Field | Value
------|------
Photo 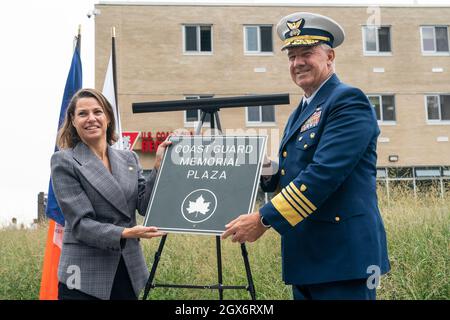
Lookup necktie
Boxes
[283,99,307,144]
[301,100,308,113]
[288,100,307,133]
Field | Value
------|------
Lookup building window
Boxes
[415,167,441,178]
[183,25,212,53]
[388,167,414,179]
[362,26,391,54]
[244,25,273,54]
[246,105,275,125]
[368,95,396,123]
[377,168,387,178]
[426,94,450,122]
[377,166,450,198]
[184,95,213,126]
[443,167,450,177]
[421,26,449,54]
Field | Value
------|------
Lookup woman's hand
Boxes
[154,130,192,170]
[154,140,172,170]
[121,225,166,239]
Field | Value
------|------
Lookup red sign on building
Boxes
[141,131,172,153]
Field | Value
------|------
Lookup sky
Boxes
[0,0,449,227]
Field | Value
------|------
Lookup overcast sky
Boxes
[0,0,449,227]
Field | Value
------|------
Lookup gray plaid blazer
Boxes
[51,142,157,300]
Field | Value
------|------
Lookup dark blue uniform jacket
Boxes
[260,74,390,285]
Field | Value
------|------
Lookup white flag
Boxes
[102,52,124,150]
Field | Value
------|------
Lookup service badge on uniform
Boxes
[300,110,322,132]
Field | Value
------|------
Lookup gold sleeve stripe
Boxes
[271,192,304,226]
[282,188,309,218]
[285,185,313,215]
[289,182,317,211]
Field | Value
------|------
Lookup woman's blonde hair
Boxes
[56,88,117,149]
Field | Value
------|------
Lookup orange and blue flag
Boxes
[45,35,82,226]
[39,33,82,300]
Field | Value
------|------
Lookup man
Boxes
[222,12,390,300]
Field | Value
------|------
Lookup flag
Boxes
[39,220,64,300]
[103,27,124,150]
[39,32,82,300]
[45,34,83,226]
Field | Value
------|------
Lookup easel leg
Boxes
[142,234,167,300]
[216,236,224,300]
[241,243,256,300]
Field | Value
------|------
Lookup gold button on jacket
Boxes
[282,151,288,158]
[281,169,286,176]
[335,216,340,222]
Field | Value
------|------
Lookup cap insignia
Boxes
[286,19,305,37]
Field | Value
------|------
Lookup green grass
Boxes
[376,189,450,299]
[0,225,47,299]
[139,230,290,300]
[0,188,448,300]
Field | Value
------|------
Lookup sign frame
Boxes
[143,135,267,235]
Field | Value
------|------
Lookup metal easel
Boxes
[142,107,256,300]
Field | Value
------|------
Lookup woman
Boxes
[51,88,169,300]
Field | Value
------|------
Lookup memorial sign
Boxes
[143,135,267,235]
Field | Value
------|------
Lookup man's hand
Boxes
[122,226,166,239]
[221,211,269,244]
[261,155,279,176]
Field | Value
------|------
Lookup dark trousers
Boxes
[292,278,376,300]
[58,256,138,300]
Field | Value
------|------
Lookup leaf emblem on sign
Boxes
[186,195,210,217]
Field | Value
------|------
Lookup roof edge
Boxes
[97,1,450,8]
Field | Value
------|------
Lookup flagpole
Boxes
[111,27,118,107]
[75,24,81,52]
[111,26,123,148]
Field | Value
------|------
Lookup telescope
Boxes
[132,93,290,113]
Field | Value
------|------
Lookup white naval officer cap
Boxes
[276,12,345,50]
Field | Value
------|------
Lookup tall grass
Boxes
[0,187,448,300]
[376,187,449,299]
[0,225,47,299]
[139,230,291,300]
